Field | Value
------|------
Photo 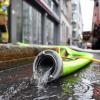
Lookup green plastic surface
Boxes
[18,42,93,77]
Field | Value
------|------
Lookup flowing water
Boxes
[32,66,52,86]
[0,53,100,100]
[38,68,52,86]
[33,66,52,89]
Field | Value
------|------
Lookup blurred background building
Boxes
[9,0,73,45]
[10,0,60,45]
[92,0,100,49]
[1,0,100,49]
[72,0,83,47]
[59,0,72,45]
[1,0,84,47]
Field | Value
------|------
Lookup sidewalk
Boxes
[0,44,39,70]
[0,43,59,71]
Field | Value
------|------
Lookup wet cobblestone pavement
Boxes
[0,53,100,100]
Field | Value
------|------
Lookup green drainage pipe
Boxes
[33,46,93,82]
[17,42,93,82]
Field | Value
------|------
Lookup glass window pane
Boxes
[46,18,54,45]
[22,1,42,44]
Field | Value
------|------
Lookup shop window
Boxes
[61,22,68,44]
[72,31,76,37]
[11,0,42,44]
[22,1,42,44]
[46,18,54,45]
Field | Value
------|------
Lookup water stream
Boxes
[38,68,52,86]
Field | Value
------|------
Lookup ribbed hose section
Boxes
[33,50,63,82]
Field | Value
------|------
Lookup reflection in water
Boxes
[0,54,100,100]
[60,74,94,100]
[73,79,93,100]
[0,79,30,100]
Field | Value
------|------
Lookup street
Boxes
[0,52,100,100]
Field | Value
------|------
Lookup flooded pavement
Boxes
[0,53,100,100]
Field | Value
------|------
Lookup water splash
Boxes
[32,64,53,89]
[39,68,52,86]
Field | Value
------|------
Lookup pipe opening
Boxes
[36,54,56,75]
[33,50,63,82]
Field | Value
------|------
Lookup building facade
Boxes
[72,0,83,46]
[92,0,100,39]
[92,0,100,49]
[9,0,60,45]
[60,0,72,45]
[8,0,73,46]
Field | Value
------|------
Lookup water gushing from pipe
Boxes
[32,50,63,86]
